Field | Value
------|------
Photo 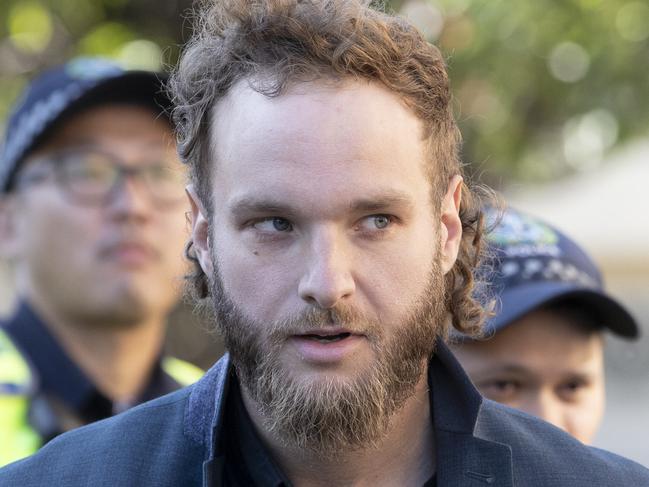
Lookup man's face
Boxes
[189,79,463,453]
[1,105,188,328]
[451,309,605,444]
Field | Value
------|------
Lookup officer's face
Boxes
[2,105,188,327]
[188,79,463,451]
[452,309,606,444]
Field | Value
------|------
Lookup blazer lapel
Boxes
[183,354,233,487]
[436,429,513,486]
[430,344,513,486]
[196,345,516,487]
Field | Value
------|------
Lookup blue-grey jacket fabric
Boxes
[1,342,648,486]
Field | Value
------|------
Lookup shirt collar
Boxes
[199,341,485,445]
[196,341,486,485]
[224,378,289,487]
[192,341,512,487]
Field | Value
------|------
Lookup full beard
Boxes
[208,255,446,458]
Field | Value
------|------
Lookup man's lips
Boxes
[290,328,366,363]
[99,241,158,266]
[293,327,361,342]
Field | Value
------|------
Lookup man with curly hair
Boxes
[1,0,648,485]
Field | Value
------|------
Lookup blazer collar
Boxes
[187,343,513,487]
[184,353,232,486]
[431,343,514,486]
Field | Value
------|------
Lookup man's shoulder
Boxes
[0,387,205,487]
[478,399,649,485]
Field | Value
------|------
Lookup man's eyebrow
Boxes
[55,136,170,152]
[495,365,531,375]
[348,193,414,212]
[473,364,532,379]
[229,197,297,217]
[228,191,415,217]
[42,136,97,152]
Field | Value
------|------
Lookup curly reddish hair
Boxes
[169,0,492,337]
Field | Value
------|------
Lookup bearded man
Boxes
[1,0,648,486]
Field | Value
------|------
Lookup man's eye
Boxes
[557,379,588,400]
[358,214,393,231]
[72,165,112,182]
[253,217,293,232]
[480,379,521,401]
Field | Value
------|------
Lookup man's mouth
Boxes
[99,240,158,266]
[300,332,352,343]
[289,328,365,363]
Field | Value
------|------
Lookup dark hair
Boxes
[169,0,492,336]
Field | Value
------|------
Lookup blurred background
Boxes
[0,0,647,465]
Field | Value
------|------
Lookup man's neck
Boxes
[242,369,436,487]
[26,298,166,403]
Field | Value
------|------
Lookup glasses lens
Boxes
[141,163,186,204]
[53,150,185,206]
[58,151,117,202]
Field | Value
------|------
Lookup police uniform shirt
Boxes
[2,302,184,442]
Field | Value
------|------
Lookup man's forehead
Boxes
[209,77,425,144]
[33,104,176,153]
[202,77,439,225]
[209,78,430,171]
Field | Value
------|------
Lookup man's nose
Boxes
[104,174,152,222]
[298,227,356,309]
[524,390,566,433]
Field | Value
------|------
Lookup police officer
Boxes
[0,58,202,466]
[451,206,639,444]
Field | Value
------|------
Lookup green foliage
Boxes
[78,22,135,56]
[7,1,54,53]
[424,0,649,184]
[0,0,190,125]
[0,0,647,185]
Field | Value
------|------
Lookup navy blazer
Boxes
[1,343,648,486]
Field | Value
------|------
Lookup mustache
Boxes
[266,305,381,339]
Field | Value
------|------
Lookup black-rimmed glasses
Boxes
[15,148,187,207]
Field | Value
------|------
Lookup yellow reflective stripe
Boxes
[0,330,40,466]
[162,357,203,386]
[0,396,41,467]
[0,329,32,386]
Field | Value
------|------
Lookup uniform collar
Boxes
[3,301,179,421]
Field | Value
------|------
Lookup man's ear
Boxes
[185,185,214,278]
[0,196,20,261]
[439,175,463,275]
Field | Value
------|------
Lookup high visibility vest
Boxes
[0,329,203,467]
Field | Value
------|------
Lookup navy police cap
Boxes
[481,206,638,339]
[0,57,170,192]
